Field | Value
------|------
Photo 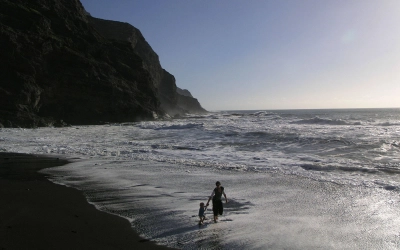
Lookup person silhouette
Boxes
[206,181,228,222]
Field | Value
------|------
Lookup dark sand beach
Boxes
[0,153,174,250]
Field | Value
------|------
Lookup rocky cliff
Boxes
[88,16,206,116]
[0,0,206,128]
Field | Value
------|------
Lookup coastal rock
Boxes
[0,0,205,128]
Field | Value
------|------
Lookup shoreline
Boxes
[0,152,175,250]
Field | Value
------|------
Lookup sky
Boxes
[80,0,400,111]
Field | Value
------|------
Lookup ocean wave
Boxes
[377,121,400,126]
[151,144,202,151]
[155,123,203,130]
[252,111,277,116]
[173,145,202,151]
[300,164,337,171]
[374,180,399,191]
[291,117,361,126]
[138,122,204,130]
[300,164,379,174]
[245,131,270,137]
[376,166,400,174]
[300,162,400,177]
[242,131,299,144]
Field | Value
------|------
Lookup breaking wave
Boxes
[138,122,204,130]
[291,117,361,126]
[377,121,400,126]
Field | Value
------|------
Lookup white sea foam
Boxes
[1,108,400,249]
[42,159,400,249]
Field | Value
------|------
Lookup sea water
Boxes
[1,108,400,249]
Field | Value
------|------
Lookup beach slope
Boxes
[0,153,172,250]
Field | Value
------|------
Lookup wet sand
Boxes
[0,153,174,250]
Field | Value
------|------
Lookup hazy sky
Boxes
[80,0,400,111]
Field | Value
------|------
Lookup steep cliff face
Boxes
[177,92,206,114]
[88,17,207,116]
[176,88,193,98]
[0,0,205,128]
[0,0,163,127]
[175,87,205,113]
[87,16,163,90]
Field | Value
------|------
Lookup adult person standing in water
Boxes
[206,181,228,223]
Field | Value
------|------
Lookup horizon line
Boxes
[207,107,400,112]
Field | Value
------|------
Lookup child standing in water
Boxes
[198,202,207,225]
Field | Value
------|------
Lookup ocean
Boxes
[1,108,400,249]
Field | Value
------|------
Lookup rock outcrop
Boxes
[0,0,206,128]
